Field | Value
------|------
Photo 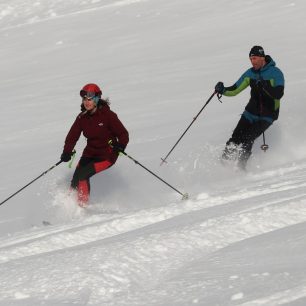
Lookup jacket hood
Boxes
[262,55,276,71]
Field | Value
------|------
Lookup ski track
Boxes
[238,285,306,305]
[0,0,148,31]
[1,190,306,304]
[0,162,306,266]
[0,181,305,264]
[0,162,305,305]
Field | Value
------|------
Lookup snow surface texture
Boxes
[0,0,306,305]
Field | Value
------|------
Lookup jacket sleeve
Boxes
[263,85,284,100]
[108,111,129,148]
[63,116,82,153]
[223,70,251,97]
[263,68,285,100]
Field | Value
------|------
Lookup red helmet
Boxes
[80,83,102,98]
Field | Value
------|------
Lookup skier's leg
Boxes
[71,157,95,206]
[71,157,92,190]
[238,120,272,169]
[71,158,113,206]
[77,179,90,207]
[93,160,113,174]
[222,116,251,160]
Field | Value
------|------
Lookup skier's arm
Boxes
[262,68,285,99]
[63,116,82,153]
[223,71,250,97]
[262,84,284,100]
[108,111,129,149]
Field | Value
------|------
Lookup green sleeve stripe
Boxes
[274,99,280,110]
[268,79,280,110]
[224,77,250,96]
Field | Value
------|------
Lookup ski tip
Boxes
[181,193,189,201]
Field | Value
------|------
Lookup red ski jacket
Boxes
[63,105,129,162]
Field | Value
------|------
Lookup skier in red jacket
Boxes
[60,83,129,207]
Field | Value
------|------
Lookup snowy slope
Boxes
[0,0,306,305]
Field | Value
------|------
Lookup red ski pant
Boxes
[71,157,113,205]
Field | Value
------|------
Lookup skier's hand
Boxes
[215,81,225,94]
[60,151,73,162]
[112,143,126,154]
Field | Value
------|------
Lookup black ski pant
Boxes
[223,115,272,163]
[71,156,113,205]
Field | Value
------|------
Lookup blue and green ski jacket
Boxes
[223,55,284,120]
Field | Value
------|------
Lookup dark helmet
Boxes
[80,83,102,99]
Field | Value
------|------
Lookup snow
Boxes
[0,0,306,305]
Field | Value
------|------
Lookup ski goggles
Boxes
[80,90,99,100]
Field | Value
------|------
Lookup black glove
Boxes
[215,81,225,94]
[60,151,73,162]
[112,143,126,154]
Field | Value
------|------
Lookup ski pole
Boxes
[0,161,62,207]
[258,90,269,152]
[109,142,188,200]
[261,132,269,152]
[160,91,216,165]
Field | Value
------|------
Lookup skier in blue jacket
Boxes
[215,46,285,169]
